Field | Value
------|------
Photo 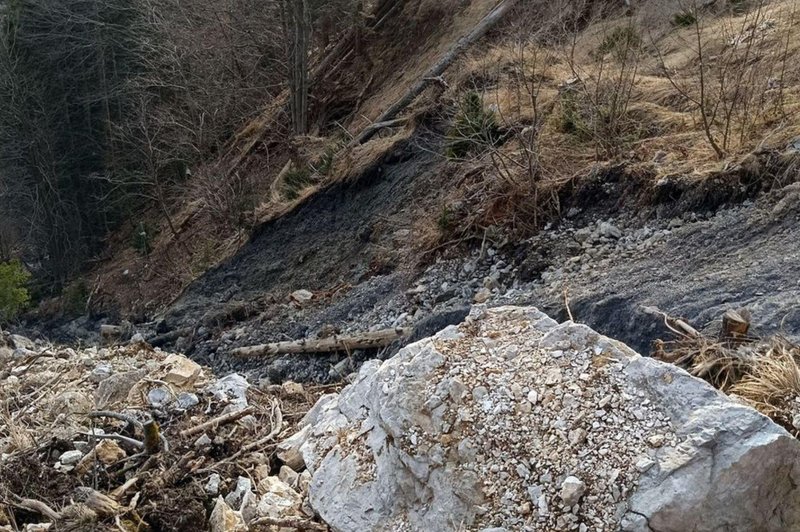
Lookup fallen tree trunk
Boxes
[231,327,410,358]
[354,0,520,145]
[149,327,193,347]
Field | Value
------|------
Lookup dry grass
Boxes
[657,334,800,436]
[731,339,800,432]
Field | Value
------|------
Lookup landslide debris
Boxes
[0,331,335,531]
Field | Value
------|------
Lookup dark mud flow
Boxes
[165,133,440,330]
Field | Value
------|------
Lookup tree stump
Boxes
[720,309,751,345]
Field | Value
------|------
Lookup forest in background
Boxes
[0,0,356,292]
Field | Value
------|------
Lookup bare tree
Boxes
[283,0,311,135]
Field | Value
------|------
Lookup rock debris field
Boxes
[4,306,800,531]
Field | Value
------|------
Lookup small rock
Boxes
[474,288,492,304]
[175,392,200,410]
[10,334,35,350]
[95,370,147,409]
[282,381,304,396]
[209,374,250,402]
[194,434,213,448]
[560,476,586,506]
[59,450,83,466]
[164,353,202,387]
[635,456,656,473]
[51,391,95,418]
[225,477,253,511]
[574,228,592,243]
[209,497,246,532]
[290,289,314,305]
[544,368,562,385]
[147,387,172,409]
[483,275,501,291]
[278,465,299,488]
[526,390,539,404]
[206,473,222,496]
[599,221,622,239]
[94,440,126,465]
[255,476,302,519]
[89,364,113,383]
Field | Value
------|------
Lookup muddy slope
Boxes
[164,132,441,329]
[522,187,800,354]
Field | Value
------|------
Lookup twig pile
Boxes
[0,332,335,531]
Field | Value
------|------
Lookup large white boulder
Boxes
[282,306,800,531]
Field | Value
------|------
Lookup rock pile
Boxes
[280,305,800,531]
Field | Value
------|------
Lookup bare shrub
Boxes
[653,0,796,158]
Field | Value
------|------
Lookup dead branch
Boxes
[200,400,283,473]
[14,497,61,521]
[77,432,144,450]
[250,516,327,531]
[179,406,256,438]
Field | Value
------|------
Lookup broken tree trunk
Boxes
[720,309,751,344]
[354,0,520,145]
[231,327,411,358]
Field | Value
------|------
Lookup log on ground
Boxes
[231,327,411,358]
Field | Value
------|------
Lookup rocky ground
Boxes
[31,174,800,390]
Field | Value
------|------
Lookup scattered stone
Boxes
[89,364,113,383]
[282,381,304,396]
[559,476,586,506]
[225,477,253,511]
[278,465,300,488]
[164,353,202,387]
[206,473,222,496]
[59,450,83,466]
[194,434,213,448]
[209,497,246,532]
[290,289,314,305]
[474,288,492,303]
[635,456,655,473]
[599,221,622,239]
[255,476,302,519]
[50,391,94,418]
[175,392,200,410]
[147,386,172,409]
[94,440,127,465]
[94,369,147,409]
